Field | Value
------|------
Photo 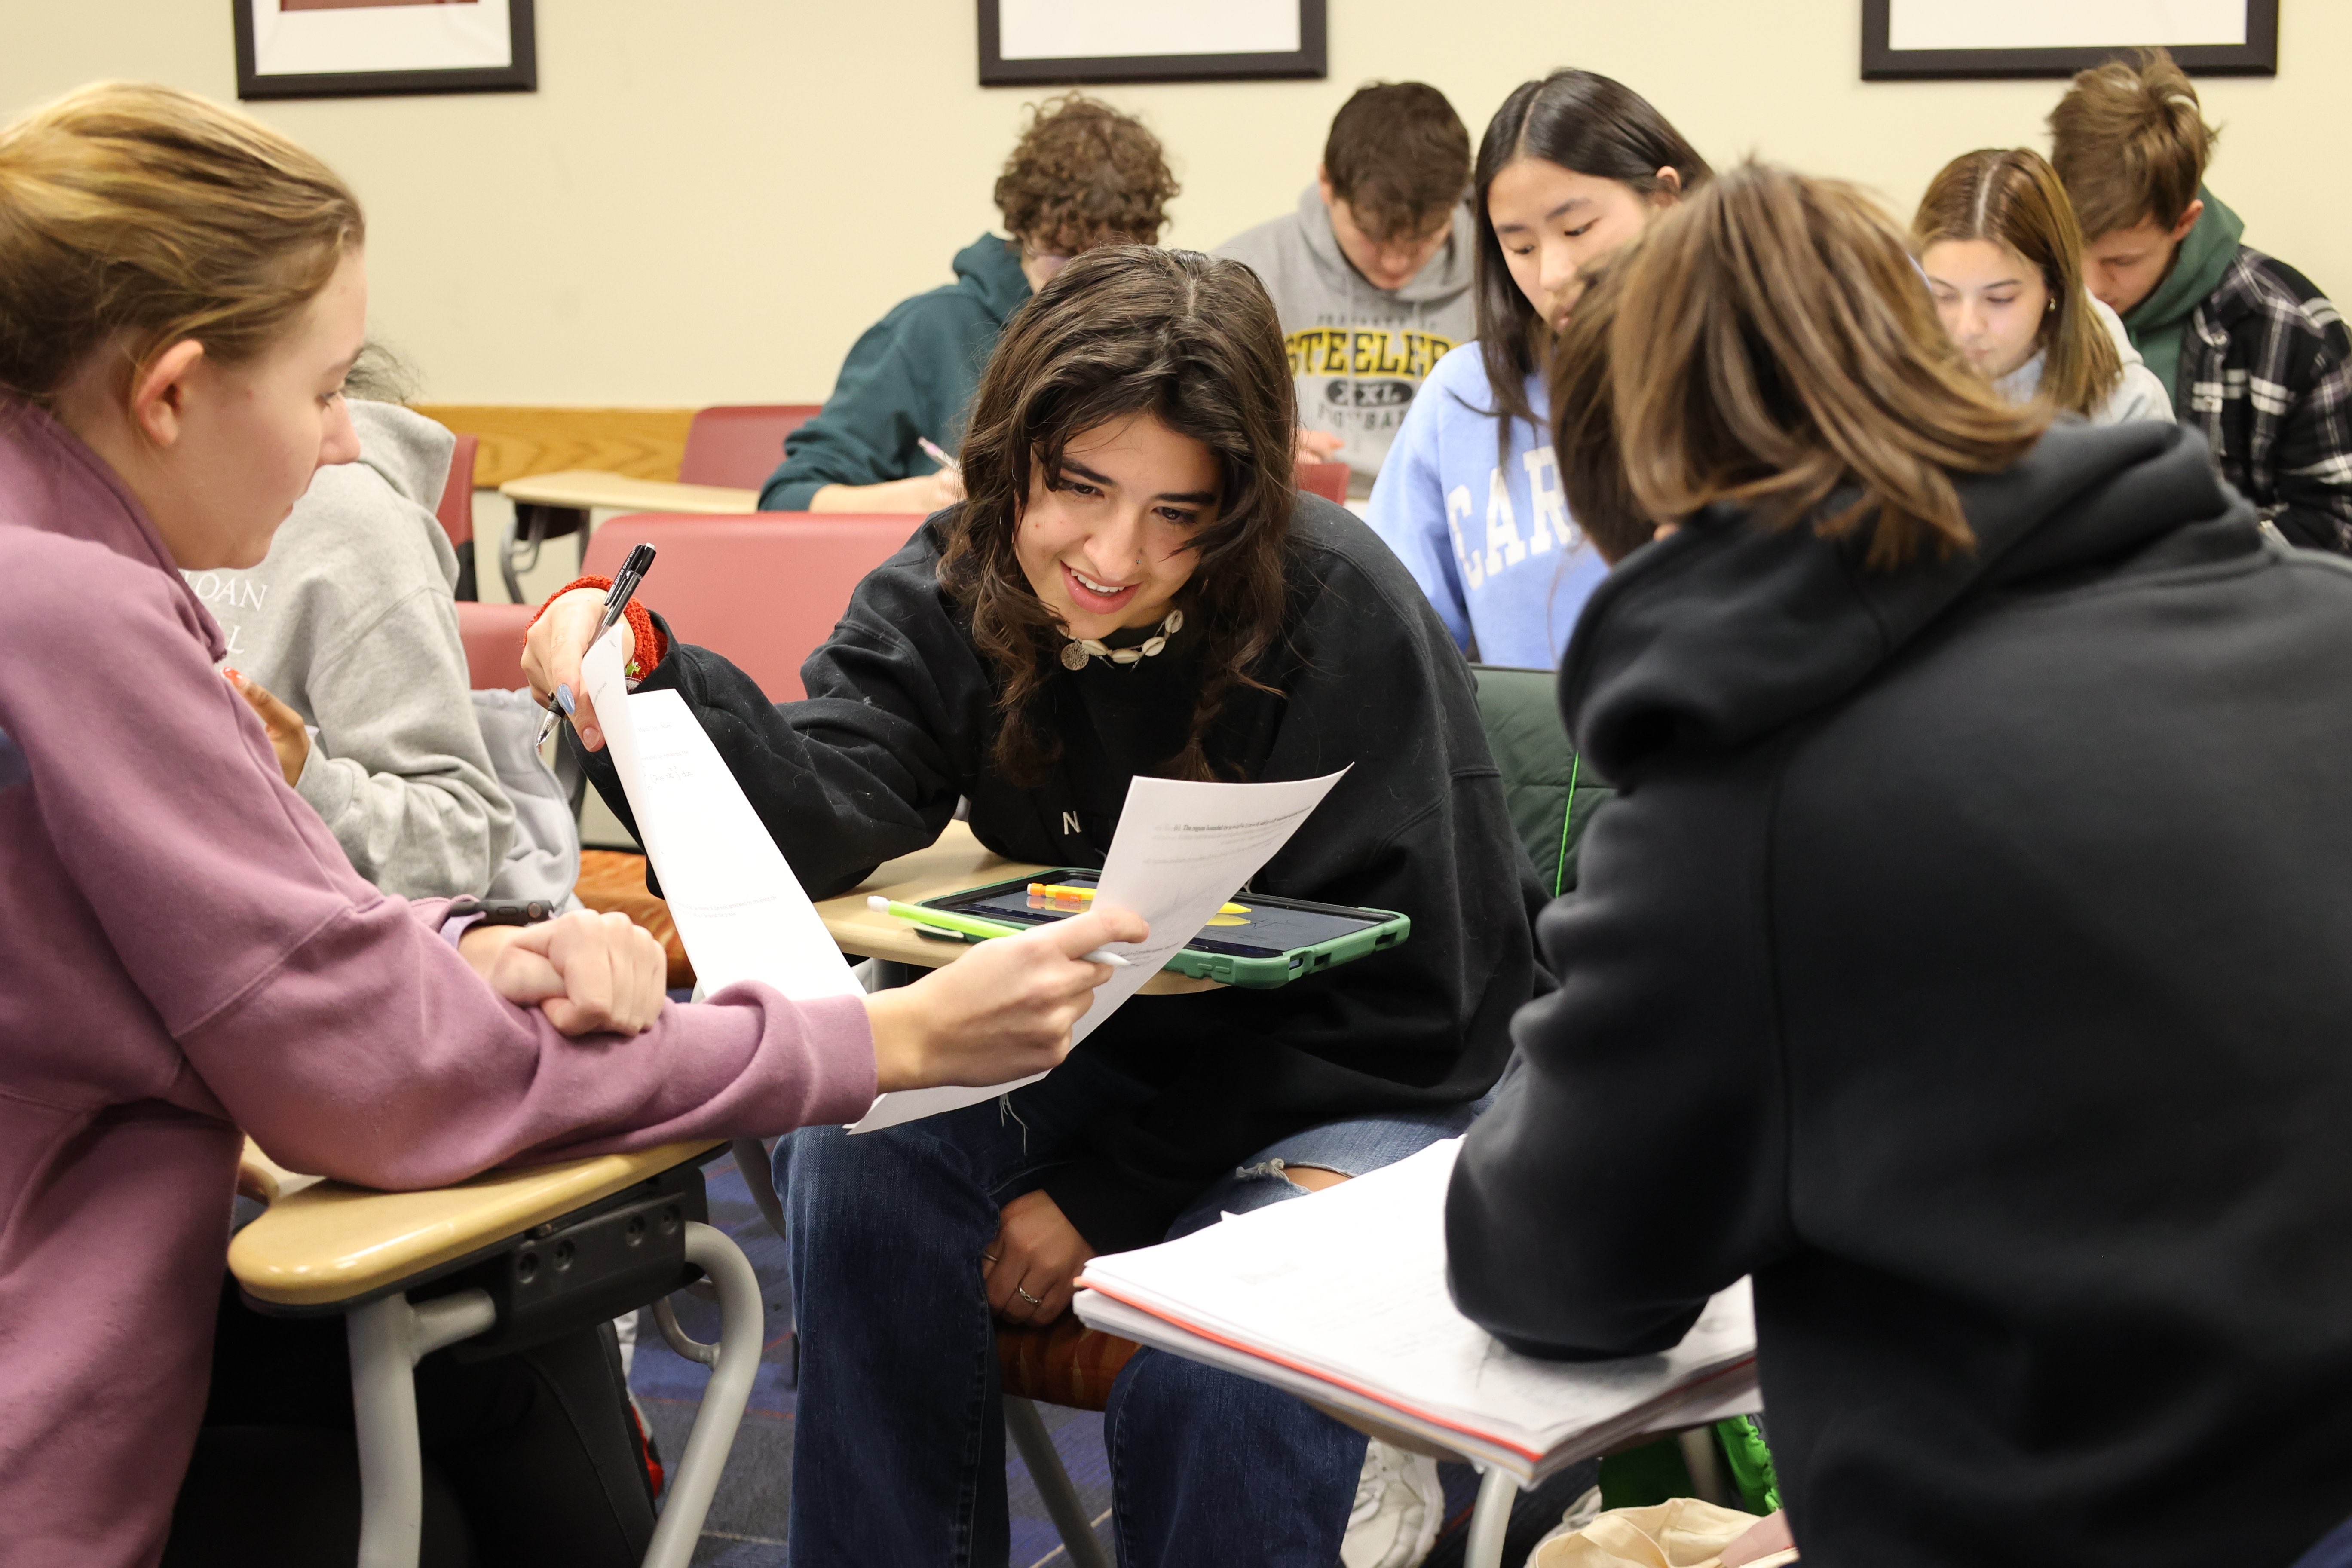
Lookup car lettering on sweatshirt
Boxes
[1442,447,1580,590]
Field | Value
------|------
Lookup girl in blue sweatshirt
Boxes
[1366,71,1709,667]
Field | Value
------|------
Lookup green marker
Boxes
[867,896,1130,968]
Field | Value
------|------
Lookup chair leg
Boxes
[641,1222,764,1568]
[1464,1464,1520,1568]
[1677,1426,1733,1504]
[1004,1395,1111,1568]
[348,1288,497,1568]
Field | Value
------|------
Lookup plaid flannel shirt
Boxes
[2179,246,2352,553]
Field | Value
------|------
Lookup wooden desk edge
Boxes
[229,1139,724,1310]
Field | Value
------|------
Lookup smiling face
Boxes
[1923,237,2052,381]
[1013,413,1220,643]
[1487,156,1674,334]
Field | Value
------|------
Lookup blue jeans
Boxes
[778,1051,1480,1568]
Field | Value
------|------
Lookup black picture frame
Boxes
[977,0,1325,86]
[1861,0,2277,80]
[233,0,537,101]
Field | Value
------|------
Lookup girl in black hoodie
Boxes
[529,247,1539,1565]
[1449,162,2352,1567]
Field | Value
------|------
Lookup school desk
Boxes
[231,1137,760,1568]
[492,471,760,600]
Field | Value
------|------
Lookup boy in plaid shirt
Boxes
[2051,49,2352,552]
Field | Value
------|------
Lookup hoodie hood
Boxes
[348,399,456,511]
[950,232,1035,322]
[1559,419,2258,785]
[2121,186,2245,399]
[1291,184,1475,308]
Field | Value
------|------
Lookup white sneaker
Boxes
[1340,1440,1444,1568]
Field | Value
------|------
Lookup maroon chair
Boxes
[1296,460,1349,505]
[454,601,534,690]
[677,405,824,491]
[579,512,914,699]
[436,432,481,598]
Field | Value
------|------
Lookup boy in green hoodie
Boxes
[760,95,1178,514]
[2051,49,2352,552]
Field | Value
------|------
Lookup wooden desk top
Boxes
[230,1139,723,1309]
[815,820,1217,995]
[499,469,759,514]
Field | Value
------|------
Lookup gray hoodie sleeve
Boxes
[280,404,515,898]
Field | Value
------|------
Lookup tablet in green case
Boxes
[919,871,1410,989]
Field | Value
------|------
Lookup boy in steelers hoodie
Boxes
[1215,82,1475,496]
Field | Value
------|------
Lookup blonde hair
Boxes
[1913,147,2123,420]
[0,81,364,407]
[2047,48,2216,239]
[1561,161,2048,571]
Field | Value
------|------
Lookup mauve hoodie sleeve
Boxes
[18,545,876,1188]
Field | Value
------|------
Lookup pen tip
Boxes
[867,895,890,912]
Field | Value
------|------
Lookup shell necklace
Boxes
[1060,608,1185,671]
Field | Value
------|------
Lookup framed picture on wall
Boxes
[978,0,1326,86]
[1862,0,2278,80]
[233,0,538,100]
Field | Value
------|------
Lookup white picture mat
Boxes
[997,0,1299,61]
[1887,0,2247,50]
[251,0,514,76]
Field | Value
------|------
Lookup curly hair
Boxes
[940,247,1302,787]
[993,94,1179,253]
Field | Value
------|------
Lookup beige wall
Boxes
[8,2,2346,406]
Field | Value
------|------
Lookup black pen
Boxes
[536,543,657,747]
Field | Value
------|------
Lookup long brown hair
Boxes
[1913,147,2122,419]
[1472,70,1709,447]
[940,246,1301,785]
[1561,161,2049,571]
[0,82,363,406]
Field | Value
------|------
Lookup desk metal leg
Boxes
[349,1288,497,1568]
[1005,1396,1112,1568]
[1464,1464,1520,1568]
[642,1222,763,1568]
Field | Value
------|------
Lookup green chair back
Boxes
[1470,664,1611,897]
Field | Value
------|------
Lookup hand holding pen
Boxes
[535,542,657,748]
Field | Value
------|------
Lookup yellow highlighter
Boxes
[1030,882,1248,916]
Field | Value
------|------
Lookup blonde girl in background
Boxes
[1913,147,2171,425]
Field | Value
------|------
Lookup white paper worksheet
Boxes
[582,626,866,1007]
[848,768,1350,1133]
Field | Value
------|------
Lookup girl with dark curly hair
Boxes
[527,245,1539,1565]
[761,93,1180,517]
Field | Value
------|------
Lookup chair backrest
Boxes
[456,600,535,690]
[582,514,917,701]
[1469,663,1611,897]
[1295,461,1349,505]
[678,405,824,490]
[436,432,479,548]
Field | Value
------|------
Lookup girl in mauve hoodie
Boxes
[0,83,1138,1568]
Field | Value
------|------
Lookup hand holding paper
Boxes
[851,768,1349,1131]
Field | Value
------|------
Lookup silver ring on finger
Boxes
[1016,1285,1042,1305]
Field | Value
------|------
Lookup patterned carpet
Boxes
[630,1147,1589,1566]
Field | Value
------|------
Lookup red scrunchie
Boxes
[532,576,668,679]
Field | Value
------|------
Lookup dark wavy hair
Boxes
[940,246,1302,786]
[1472,70,1709,451]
